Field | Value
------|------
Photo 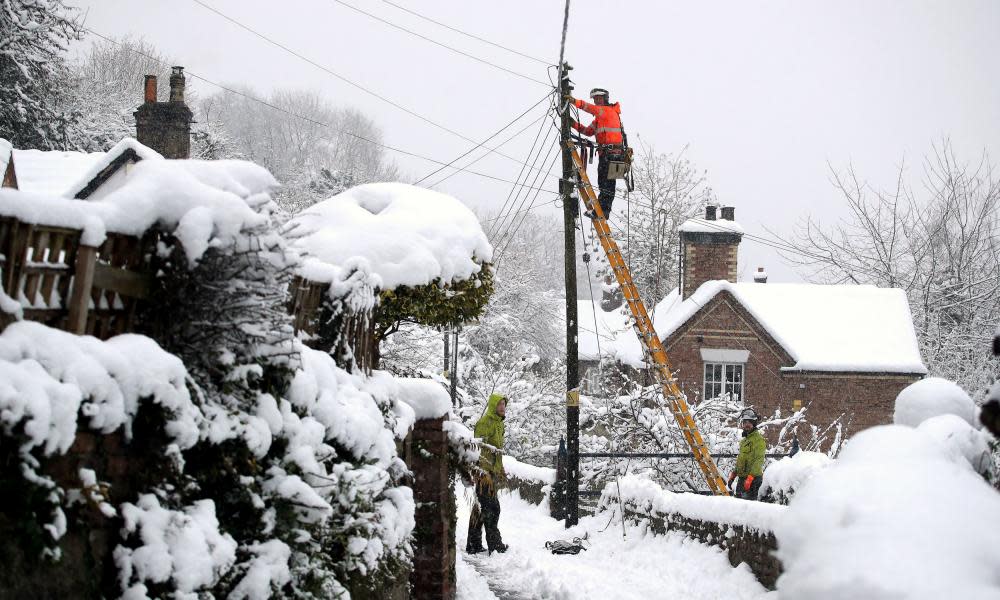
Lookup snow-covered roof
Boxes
[2,137,162,199]
[658,281,927,374]
[9,147,106,196]
[0,138,11,180]
[577,299,630,361]
[285,182,493,290]
[0,158,276,263]
[64,138,163,198]
[678,217,744,234]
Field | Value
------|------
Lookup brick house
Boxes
[579,205,927,444]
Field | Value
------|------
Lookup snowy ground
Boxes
[455,486,775,600]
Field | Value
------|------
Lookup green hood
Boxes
[485,393,505,419]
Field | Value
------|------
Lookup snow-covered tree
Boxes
[0,0,82,149]
[202,87,399,212]
[787,140,1000,399]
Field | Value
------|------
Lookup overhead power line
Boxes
[81,27,561,198]
[380,0,553,66]
[189,0,558,182]
[328,0,551,86]
[428,111,550,188]
[416,92,553,184]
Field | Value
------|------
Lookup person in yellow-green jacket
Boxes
[466,392,509,555]
[728,407,766,500]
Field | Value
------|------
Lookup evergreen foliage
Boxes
[0,0,82,149]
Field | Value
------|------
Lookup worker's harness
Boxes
[576,123,634,193]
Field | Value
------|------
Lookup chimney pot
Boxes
[754,267,768,283]
[169,66,186,103]
[705,205,717,220]
[144,75,157,103]
[721,206,735,221]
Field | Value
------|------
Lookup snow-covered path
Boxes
[455,487,776,600]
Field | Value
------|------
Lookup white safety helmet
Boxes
[589,87,609,100]
[739,407,760,423]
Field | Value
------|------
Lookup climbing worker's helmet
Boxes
[739,407,760,424]
[589,87,610,100]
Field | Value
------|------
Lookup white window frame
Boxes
[703,361,745,402]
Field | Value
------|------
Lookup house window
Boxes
[703,362,744,401]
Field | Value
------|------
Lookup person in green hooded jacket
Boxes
[466,392,509,554]
[728,407,766,500]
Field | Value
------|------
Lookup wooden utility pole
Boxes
[559,61,580,527]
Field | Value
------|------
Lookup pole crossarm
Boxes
[566,142,731,496]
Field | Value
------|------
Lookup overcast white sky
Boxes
[72,0,999,283]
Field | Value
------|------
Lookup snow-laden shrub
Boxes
[758,451,833,505]
[0,322,199,561]
[894,376,977,427]
[774,424,1000,599]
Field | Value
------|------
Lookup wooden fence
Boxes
[288,275,377,373]
[0,218,154,339]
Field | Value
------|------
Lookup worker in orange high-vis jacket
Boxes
[565,87,624,218]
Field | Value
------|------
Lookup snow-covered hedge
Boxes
[0,159,457,598]
[599,475,786,533]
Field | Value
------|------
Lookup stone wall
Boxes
[625,509,782,589]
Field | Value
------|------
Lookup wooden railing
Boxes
[0,218,154,339]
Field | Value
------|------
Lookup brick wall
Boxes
[680,231,741,299]
[405,416,456,600]
[663,291,922,448]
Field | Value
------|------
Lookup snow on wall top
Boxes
[602,474,786,531]
[10,147,106,196]
[656,281,927,374]
[678,217,744,234]
[285,183,492,290]
[0,158,276,263]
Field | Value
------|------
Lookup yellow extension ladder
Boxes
[568,142,730,496]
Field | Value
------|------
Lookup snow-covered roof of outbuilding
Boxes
[0,138,11,179]
[0,158,277,263]
[577,299,631,362]
[9,147,106,196]
[285,182,492,291]
[657,281,927,374]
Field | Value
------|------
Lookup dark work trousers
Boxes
[596,150,617,217]
[466,482,503,552]
[737,476,763,501]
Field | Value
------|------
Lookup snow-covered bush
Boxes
[286,183,494,369]
[894,376,977,428]
[774,424,1000,599]
[758,451,832,505]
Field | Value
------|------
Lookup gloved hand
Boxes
[743,474,755,492]
[563,94,576,104]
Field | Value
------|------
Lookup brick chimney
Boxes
[679,205,743,299]
[754,267,768,283]
[134,66,193,159]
